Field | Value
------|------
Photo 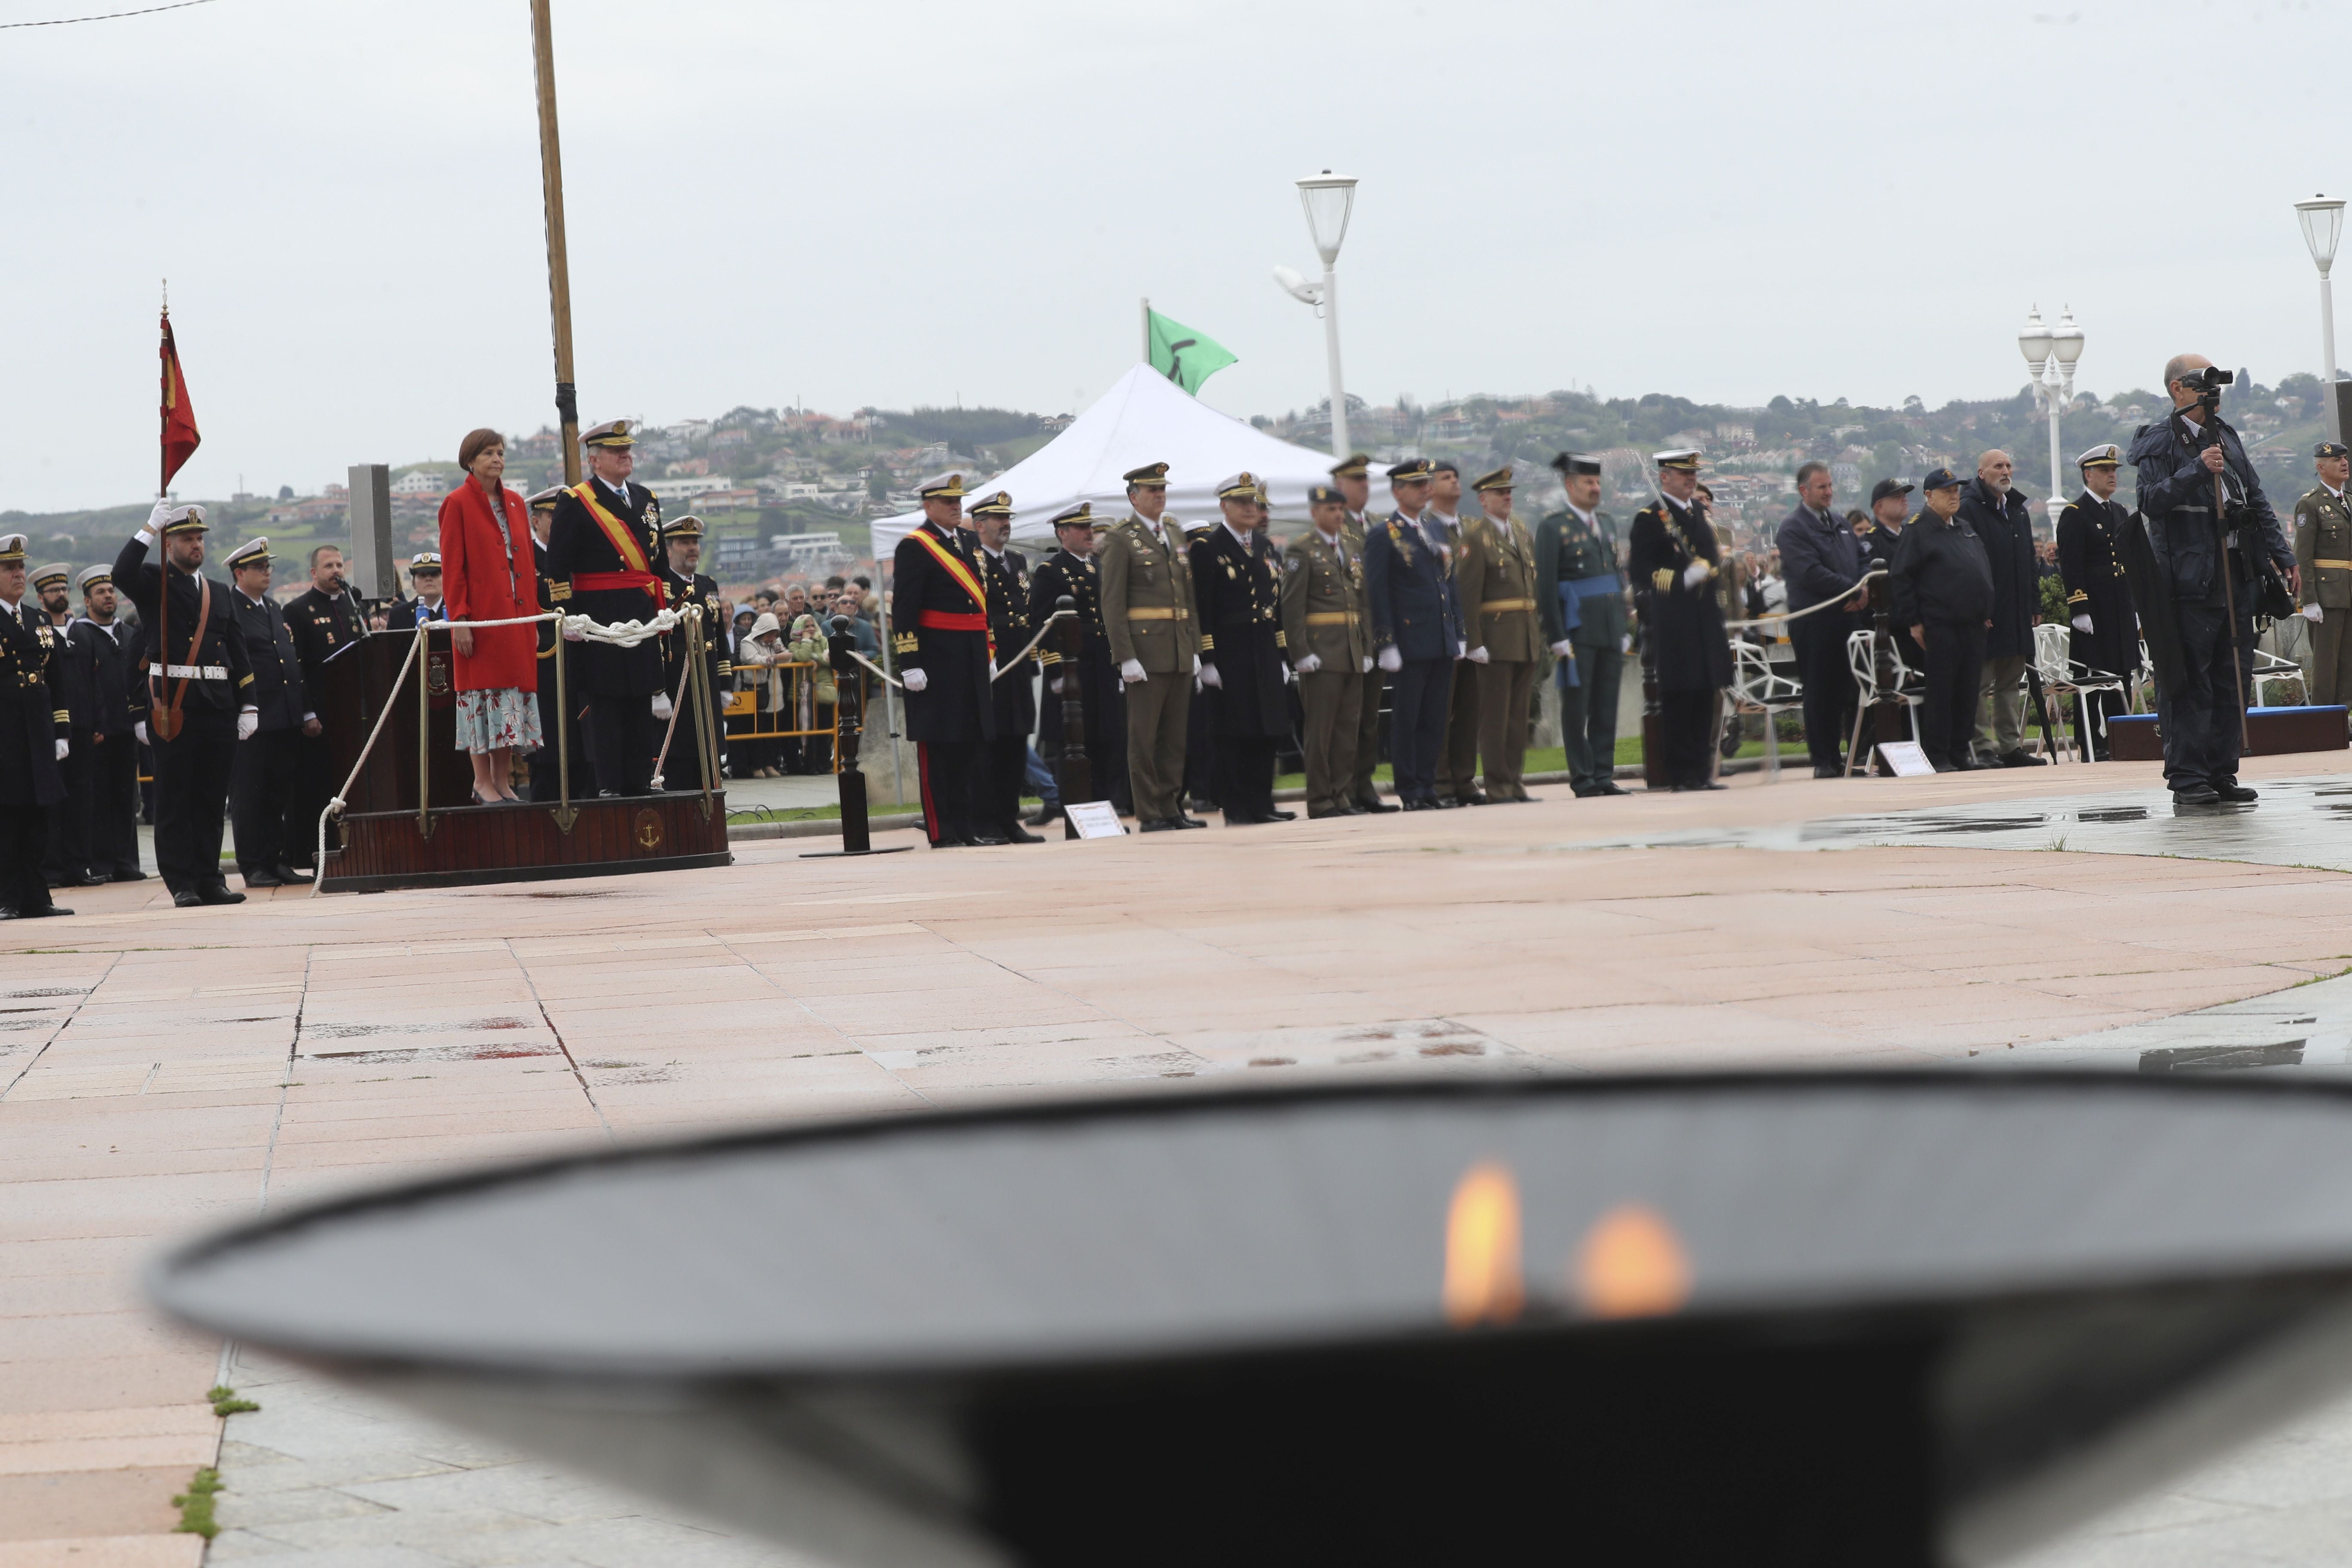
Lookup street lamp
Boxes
[2297,195,2346,441]
[2018,303,2084,527]
[1272,170,1358,458]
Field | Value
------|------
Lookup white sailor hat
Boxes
[32,562,70,591]
[224,537,271,571]
[160,504,208,535]
[2076,443,2123,469]
[76,564,112,593]
[526,485,567,510]
[1216,471,1260,500]
[1653,449,1703,472]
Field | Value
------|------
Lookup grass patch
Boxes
[208,1383,259,1416]
[172,1467,223,1538]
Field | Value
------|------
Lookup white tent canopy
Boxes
[870,363,1343,556]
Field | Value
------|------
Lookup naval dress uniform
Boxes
[0,537,70,916]
[2055,444,2142,756]
[1027,504,1129,815]
[655,516,731,792]
[61,567,143,882]
[286,572,360,866]
[1192,475,1294,825]
[968,494,1040,843]
[1627,452,1733,790]
[2294,444,2352,710]
[1534,454,1631,796]
[1455,468,1545,802]
[224,540,311,885]
[1099,462,1203,830]
[115,506,256,904]
[524,487,592,802]
[892,474,995,846]
[544,420,667,796]
[1280,487,1371,818]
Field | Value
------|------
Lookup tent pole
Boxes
[1140,297,1150,364]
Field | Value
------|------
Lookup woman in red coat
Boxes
[440,428,542,802]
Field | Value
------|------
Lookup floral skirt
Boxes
[454,687,543,755]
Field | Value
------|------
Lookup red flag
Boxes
[159,312,200,492]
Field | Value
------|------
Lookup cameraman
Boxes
[2128,354,2297,805]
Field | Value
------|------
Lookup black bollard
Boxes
[1049,594,1093,839]
[800,614,910,858]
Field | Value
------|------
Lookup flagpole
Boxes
[158,281,168,499]
[530,0,581,487]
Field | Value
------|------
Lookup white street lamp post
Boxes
[1275,172,1358,458]
[2297,196,2346,441]
[2018,304,2084,528]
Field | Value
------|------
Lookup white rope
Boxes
[1723,569,1887,631]
[847,649,901,690]
[991,607,1073,682]
[307,632,421,898]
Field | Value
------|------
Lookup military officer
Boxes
[1100,461,1204,831]
[1281,484,1371,818]
[1192,472,1295,826]
[1627,450,1733,790]
[523,487,591,802]
[655,515,730,792]
[0,536,70,917]
[1535,453,1631,797]
[1028,502,1128,816]
[285,545,354,868]
[391,554,448,626]
[2055,443,2142,756]
[965,491,1042,845]
[65,566,143,882]
[1419,463,1489,808]
[1363,458,1464,811]
[545,420,670,797]
[221,539,311,887]
[892,472,995,847]
[2294,441,2352,709]
[116,502,256,906]
[1455,466,1544,802]
[32,564,76,886]
[34,564,70,631]
[1329,453,1397,812]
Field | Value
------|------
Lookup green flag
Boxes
[1147,308,1238,395]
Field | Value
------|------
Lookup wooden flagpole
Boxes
[530,0,581,487]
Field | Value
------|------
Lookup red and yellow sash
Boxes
[569,483,664,610]
[910,527,993,658]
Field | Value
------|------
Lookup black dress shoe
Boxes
[1453,791,1491,807]
[198,883,247,905]
[70,872,110,888]
[1401,798,1436,812]
[1223,812,1270,826]
[1266,809,1297,821]
[173,890,204,908]
[969,832,1009,846]
[1591,781,1631,796]
[1176,815,1208,829]
[242,869,288,888]
[275,864,313,884]
[1998,750,2048,768]
[2173,784,2223,806]
[1812,765,1844,779]
[1354,796,1400,814]
[21,905,73,918]
[111,868,147,882]
[998,823,1044,844]
[0,905,16,920]
[1307,806,1351,819]
[1139,818,1183,833]
[2214,783,2260,803]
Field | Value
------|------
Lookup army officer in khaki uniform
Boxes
[1281,483,1371,818]
[2295,441,2352,707]
[1099,461,1203,831]
[1454,466,1544,802]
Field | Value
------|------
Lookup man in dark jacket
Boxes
[1363,459,1464,810]
[1192,475,1295,825]
[2056,444,2141,758]
[1890,470,1996,772]
[224,539,309,888]
[1628,450,1733,790]
[2129,354,2297,805]
[285,544,355,868]
[63,567,144,882]
[1956,450,2044,766]
[1776,462,1870,776]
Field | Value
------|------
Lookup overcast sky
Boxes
[1,0,2340,512]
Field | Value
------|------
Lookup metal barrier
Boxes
[725,660,857,774]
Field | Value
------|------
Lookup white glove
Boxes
[902,667,928,692]
[1377,646,1403,673]
[2070,613,2093,634]
[650,693,674,721]
[140,499,170,545]
[236,709,257,741]
[1360,656,1373,674]
[1620,634,1633,654]
[135,720,149,745]
[55,738,68,762]
[1682,561,1710,589]
[1467,646,1490,665]
[1549,639,1574,656]
[1283,662,1296,684]
[1455,640,1468,658]
[1049,676,1066,695]
[1120,658,1147,684]
[2306,603,2328,624]
[1191,653,1200,675]
[1199,662,1222,689]
[1293,653,1323,675]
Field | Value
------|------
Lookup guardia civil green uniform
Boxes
[1534,453,1630,796]
[2294,441,2352,708]
[1331,453,1396,812]
[1455,467,1544,802]
[1281,485,1371,819]
[1098,462,1202,830]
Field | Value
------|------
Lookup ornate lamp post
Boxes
[2018,305,2084,527]
[2297,196,2346,441]
[1272,172,1359,458]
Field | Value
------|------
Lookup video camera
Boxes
[2177,365,2235,411]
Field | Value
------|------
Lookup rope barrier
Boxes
[1723,570,1886,632]
[841,607,1073,693]
[307,632,421,898]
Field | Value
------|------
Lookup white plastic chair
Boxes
[2034,622,2130,763]
[1730,639,1807,781]
[1844,628,1922,777]
[2250,646,2307,707]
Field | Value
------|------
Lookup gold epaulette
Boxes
[547,582,572,602]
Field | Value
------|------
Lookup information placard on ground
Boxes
[1065,801,1127,838]
[1877,741,1936,778]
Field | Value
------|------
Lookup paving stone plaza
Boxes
[12,753,2352,1566]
